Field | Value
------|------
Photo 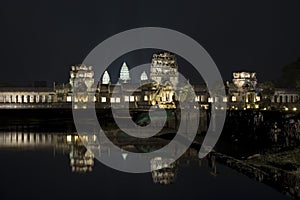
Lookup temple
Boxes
[0,52,299,111]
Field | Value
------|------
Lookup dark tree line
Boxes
[278,57,300,88]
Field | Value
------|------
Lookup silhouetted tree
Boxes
[259,81,275,108]
[279,57,300,88]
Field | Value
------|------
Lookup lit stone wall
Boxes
[150,52,179,89]
[0,92,55,103]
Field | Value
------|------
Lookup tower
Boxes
[232,72,257,90]
[69,64,95,104]
[149,52,179,89]
[140,71,148,81]
[119,62,131,83]
[102,71,111,84]
[69,64,95,92]
[230,71,258,109]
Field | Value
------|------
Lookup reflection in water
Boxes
[150,157,177,185]
[0,131,97,173]
[0,129,298,199]
[69,140,94,173]
[0,130,217,184]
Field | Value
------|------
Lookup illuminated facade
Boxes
[0,53,299,111]
[140,71,148,81]
[150,52,179,89]
[102,71,111,85]
[119,62,131,83]
[69,64,96,104]
[227,72,259,109]
[0,87,56,104]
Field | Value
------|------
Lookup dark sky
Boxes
[0,0,300,85]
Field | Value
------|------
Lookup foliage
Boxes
[179,82,195,102]
[279,57,300,88]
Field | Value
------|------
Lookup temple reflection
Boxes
[150,157,177,185]
[2,129,300,197]
[4,130,300,197]
[69,138,94,173]
[0,130,218,184]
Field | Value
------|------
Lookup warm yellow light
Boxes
[293,107,297,111]
[152,100,156,106]
[255,104,259,109]
[67,135,72,143]
[67,96,72,102]
[144,95,148,101]
[101,97,107,102]
[284,107,289,111]
[81,135,88,141]
[231,96,236,102]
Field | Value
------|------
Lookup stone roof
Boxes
[0,87,55,93]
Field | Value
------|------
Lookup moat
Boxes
[0,109,299,199]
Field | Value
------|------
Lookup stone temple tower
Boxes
[69,64,95,103]
[102,71,111,85]
[150,52,179,89]
[119,62,131,83]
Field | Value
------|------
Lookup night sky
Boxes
[0,0,300,85]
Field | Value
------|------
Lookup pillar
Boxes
[30,133,34,144]
[42,95,46,103]
[17,133,22,144]
[11,132,17,143]
[29,95,34,103]
[23,133,28,144]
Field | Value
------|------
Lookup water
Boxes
[0,128,291,200]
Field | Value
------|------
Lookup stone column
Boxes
[23,133,28,144]
[47,95,52,103]
[31,95,34,103]
[16,95,20,103]
[29,133,35,144]
[42,95,46,103]
[7,95,11,103]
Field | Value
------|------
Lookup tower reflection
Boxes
[150,157,177,185]
[0,130,217,184]
[69,138,94,173]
